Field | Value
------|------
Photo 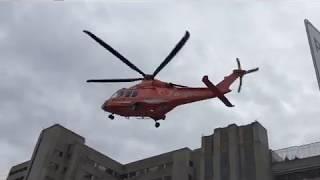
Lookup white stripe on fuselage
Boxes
[143,99,167,104]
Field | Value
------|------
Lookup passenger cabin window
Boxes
[131,90,138,97]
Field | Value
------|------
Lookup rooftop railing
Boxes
[273,142,320,162]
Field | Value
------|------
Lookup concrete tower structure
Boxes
[201,123,271,180]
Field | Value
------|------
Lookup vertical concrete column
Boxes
[213,128,221,180]
[238,122,272,180]
[172,149,191,180]
[228,124,240,180]
[239,124,256,180]
[200,122,272,180]
[252,122,272,180]
[200,135,214,180]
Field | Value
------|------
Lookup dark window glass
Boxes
[59,151,63,157]
[165,162,173,168]
[131,91,138,97]
[120,174,128,179]
[62,167,68,174]
[106,168,113,175]
[125,90,132,97]
[129,171,136,177]
[14,176,24,180]
[189,160,193,167]
[118,90,124,97]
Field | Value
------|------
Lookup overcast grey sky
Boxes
[1,1,320,178]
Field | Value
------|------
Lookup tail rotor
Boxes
[236,58,259,93]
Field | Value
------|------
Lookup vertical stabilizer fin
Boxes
[202,76,234,107]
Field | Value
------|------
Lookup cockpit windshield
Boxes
[110,89,138,99]
[111,89,125,98]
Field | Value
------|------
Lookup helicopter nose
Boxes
[101,100,110,111]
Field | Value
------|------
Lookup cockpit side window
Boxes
[125,90,132,97]
[118,90,124,97]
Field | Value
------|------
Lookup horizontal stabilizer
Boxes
[202,76,234,107]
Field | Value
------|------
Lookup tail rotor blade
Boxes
[83,30,146,77]
[234,58,258,92]
[238,77,243,93]
[152,31,190,78]
[246,68,259,74]
[236,58,241,70]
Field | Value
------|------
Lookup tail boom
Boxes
[216,69,246,92]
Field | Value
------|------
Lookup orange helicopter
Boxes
[84,30,258,128]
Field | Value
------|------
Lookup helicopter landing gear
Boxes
[108,114,115,120]
[155,122,160,128]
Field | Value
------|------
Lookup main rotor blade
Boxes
[152,31,190,78]
[246,67,259,74]
[169,82,189,88]
[83,30,146,77]
[86,78,143,83]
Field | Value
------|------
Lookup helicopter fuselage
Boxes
[102,79,230,120]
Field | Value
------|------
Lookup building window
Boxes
[158,164,165,170]
[59,151,64,157]
[97,164,106,171]
[66,144,73,159]
[164,162,173,168]
[45,176,55,180]
[106,168,113,175]
[62,167,68,174]
[151,178,162,180]
[189,160,194,167]
[120,174,128,179]
[84,173,95,180]
[129,171,136,177]
[48,162,59,171]
[149,166,158,172]
[14,176,24,180]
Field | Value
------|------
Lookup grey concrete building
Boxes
[6,122,320,180]
[7,161,29,180]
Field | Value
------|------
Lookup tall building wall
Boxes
[200,122,272,180]
[64,144,123,180]
[25,125,85,180]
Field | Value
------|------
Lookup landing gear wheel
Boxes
[108,114,115,120]
[155,122,160,128]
